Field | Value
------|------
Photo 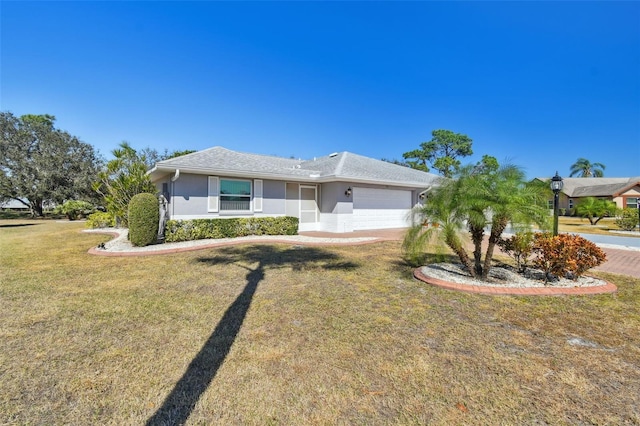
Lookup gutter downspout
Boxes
[170,169,180,218]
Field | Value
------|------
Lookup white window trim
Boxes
[220,178,252,213]
[208,176,219,212]
[254,179,263,212]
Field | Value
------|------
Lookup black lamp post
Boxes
[550,172,564,236]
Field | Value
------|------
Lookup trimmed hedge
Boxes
[165,216,299,242]
[128,193,159,247]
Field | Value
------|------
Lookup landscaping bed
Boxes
[1,220,639,424]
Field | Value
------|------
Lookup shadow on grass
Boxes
[146,244,359,425]
[0,223,39,228]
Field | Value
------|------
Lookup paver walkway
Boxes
[596,247,640,278]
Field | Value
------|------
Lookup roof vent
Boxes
[329,152,338,158]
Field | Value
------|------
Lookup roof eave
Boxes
[612,181,640,197]
[149,165,325,183]
[149,165,437,188]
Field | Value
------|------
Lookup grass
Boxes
[1,219,639,424]
[558,216,640,237]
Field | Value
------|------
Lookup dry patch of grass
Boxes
[559,216,640,237]
[1,219,639,424]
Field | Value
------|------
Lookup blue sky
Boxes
[2,1,639,179]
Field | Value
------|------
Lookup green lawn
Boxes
[1,219,639,424]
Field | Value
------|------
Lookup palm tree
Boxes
[570,158,606,177]
[477,165,549,279]
[403,162,549,280]
[403,175,476,275]
[575,197,618,225]
[93,141,158,226]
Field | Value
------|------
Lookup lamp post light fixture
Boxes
[345,187,352,197]
[550,171,564,236]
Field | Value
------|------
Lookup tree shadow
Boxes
[146,244,359,425]
[0,223,39,228]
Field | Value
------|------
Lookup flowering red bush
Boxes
[532,233,606,282]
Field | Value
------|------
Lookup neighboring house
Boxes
[0,199,56,212]
[0,199,29,210]
[537,177,640,214]
[148,146,440,232]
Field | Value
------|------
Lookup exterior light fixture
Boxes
[550,171,564,236]
[345,187,352,197]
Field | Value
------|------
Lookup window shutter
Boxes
[208,176,219,212]
[254,179,263,212]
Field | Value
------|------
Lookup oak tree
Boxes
[0,112,102,216]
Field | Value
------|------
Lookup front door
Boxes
[299,185,318,231]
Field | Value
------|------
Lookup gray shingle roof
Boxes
[537,176,640,197]
[150,146,439,188]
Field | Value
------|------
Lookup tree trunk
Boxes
[29,199,44,217]
[468,222,484,277]
[446,236,475,278]
[482,216,508,280]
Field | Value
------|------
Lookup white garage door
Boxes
[353,187,412,230]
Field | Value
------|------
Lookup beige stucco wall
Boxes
[614,186,640,208]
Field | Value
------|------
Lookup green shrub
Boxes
[498,231,535,272]
[559,208,566,216]
[86,212,116,228]
[128,193,159,247]
[165,216,299,242]
[54,200,94,220]
[615,208,639,231]
[532,232,606,283]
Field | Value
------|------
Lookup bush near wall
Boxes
[165,216,299,242]
[128,193,159,247]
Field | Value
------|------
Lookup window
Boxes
[626,197,639,209]
[548,200,554,209]
[220,179,251,211]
